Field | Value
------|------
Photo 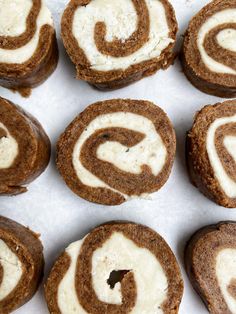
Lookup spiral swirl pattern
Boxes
[185,222,236,314]
[0,0,58,91]
[207,113,236,199]
[61,0,177,88]
[57,99,176,205]
[198,8,236,75]
[182,0,236,97]
[45,222,183,314]
[187,100,236,207]
[0,97,50,195]
[0,216,44,313]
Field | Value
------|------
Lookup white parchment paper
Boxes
[0,0,235,313]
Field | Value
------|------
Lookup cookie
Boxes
[185,221,236,314]
[0,216,44,313]
[45,221,184,314]
[0,96,51,195]
[181,0,236,98]
[61,0,178,90]
[186,100,236,208]
[57,99,176,205]
[0,0,58,96]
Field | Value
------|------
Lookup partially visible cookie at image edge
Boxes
[45,221,183,314]
[185,221,236,314]
[186,100,236,208]
[0,216,44,313]
[0,0,58,96]
[182,0,236,98]
[0,96,51,195]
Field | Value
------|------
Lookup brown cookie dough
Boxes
[61,0,178,90]
[0,215,44,313]
[0,96,51,195]
[181,0,236,98]
[185,221,236,314]
[186,100,236,208]
[45,221,184,314]
[56,99,176,205]
[0,0,58,96]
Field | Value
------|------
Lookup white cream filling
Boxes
[72,112,167,198]
[0,122,18,169]
[207,114,236,198]
[0,0,53,64]
[217,29,236,52]
[197,8,236,75]
[58,238,87,314]
[224,135,236,163]
[72,0,174,71]
[0,239,23,301]
[58,232,168,314]
[0,0,32,36]
[216,248,236,314]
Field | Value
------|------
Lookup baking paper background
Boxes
[0,0,234,313]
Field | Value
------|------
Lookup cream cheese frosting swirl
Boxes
[45,222,184,314]
[61,0,177,88]
[0,0,58,92]
[182,0,236,97]
[57,99,176,205]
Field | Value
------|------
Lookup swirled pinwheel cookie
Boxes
[0,216,44,313]
[182,0,236,98]
[45,221,184,314]
[61,0,178,90]
[185,221,236,314]
[186,100,236,208]
[0,97,50,195]
[0,0,58,96]
[56,99,176,205]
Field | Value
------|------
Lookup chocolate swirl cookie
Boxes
[0,0,58,96]
[0,97,50,195]
[57,99,176,205]
[0,216,44,313]
[185,221,236,314]
[186,100,236,208]
[61,0,178,90]
[45,221,183,314]
[182,0,236,98]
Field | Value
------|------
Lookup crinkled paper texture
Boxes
[0,1,233,313]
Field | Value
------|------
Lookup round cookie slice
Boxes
[0,0,58,96]
[185,221,236,314]
[57,99,176,205]
[45,221,184,314]
[0,215,44,313]
[186,100,236,208]
[0,96,51,195]
[61,0,178,90]
[182,0,236,98]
